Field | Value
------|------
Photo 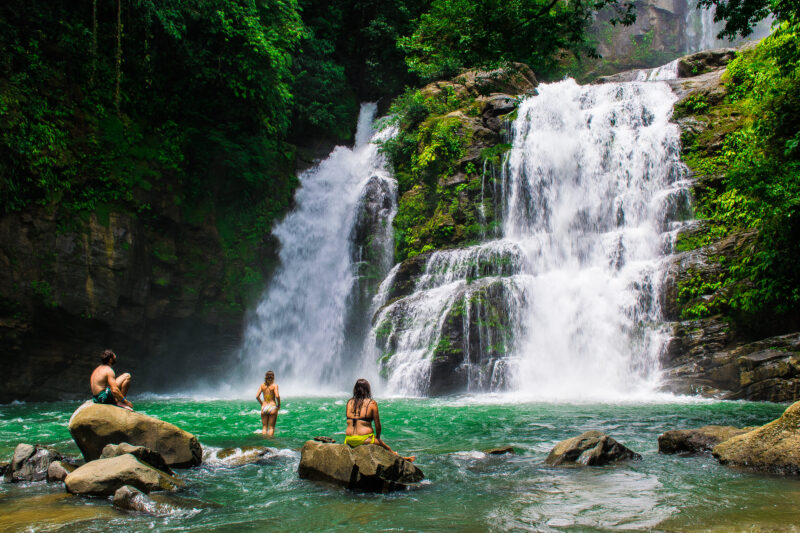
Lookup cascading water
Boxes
[239,103,396,393]
[369,75,692,400]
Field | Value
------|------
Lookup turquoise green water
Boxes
[1,397,799,532]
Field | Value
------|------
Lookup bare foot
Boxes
[403,456,416,462]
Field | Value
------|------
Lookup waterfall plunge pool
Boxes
[1,398,797,531]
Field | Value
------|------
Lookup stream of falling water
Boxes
[238,103,395,394]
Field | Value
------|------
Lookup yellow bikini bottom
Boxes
[344,433,375,448]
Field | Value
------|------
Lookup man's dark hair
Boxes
[101,349,116,365]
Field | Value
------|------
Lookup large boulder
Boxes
[65,453,183,496]
[7,443,64,482]
[101,443,174,475]
[68,402,202,467]
[713,401,800,474]
[545,431,642,466]
[298,441,423,492]
[658,425,751,455]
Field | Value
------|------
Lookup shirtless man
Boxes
[90,349,133,410]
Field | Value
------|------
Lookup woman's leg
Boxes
[374,437,415,462]
[260,410,269,436]
[266,409,278,438]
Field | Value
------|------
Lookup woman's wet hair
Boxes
[264,371,275,385]
[100,349,115,365]
[351,378,372,416]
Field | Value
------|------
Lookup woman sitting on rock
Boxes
[256,371,280,437]
[345,378,414,462]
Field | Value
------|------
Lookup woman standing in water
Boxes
[256,371,280,437]
[345,378,414,462]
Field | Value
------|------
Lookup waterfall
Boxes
[371,76,692,399]
[239,103,396,393]
[502,79,688,399]
[684,0,773,52]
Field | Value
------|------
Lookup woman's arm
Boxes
[273,385,280,409]
[256,385,263,405]
[372,402,381,439]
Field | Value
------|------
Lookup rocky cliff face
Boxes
[653,48,800,401]
[0,204,264,402]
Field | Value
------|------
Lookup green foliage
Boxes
[679,27,800,322]
[399,0,636,81]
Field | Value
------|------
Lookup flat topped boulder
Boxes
[68,402,201,468]
[298,441,423,493]
[546,431,641,466]
[659,425,752,455]
[64,454,183,496]
[713,401,800,474]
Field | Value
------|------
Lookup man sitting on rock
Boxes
[90,349,133,410]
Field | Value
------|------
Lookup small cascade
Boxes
[239,103,396,393]
[371,73,693,399]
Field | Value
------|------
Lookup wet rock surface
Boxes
[68,402,202,467]
[46,460,76,482]
[658,425,751,455]
[211,446,275,467]
[713,401,800,474]
[65,454,183,497]
[113,485,160,514]
[7,443,64,482]
[101,443,174,475]
[484,446,515,455]
[298,441,423,492]
[545,431,641,466]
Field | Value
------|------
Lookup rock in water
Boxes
[65,454,183,496]
[113,485,158,514]
[713,401,800,474]
[47,461,76,482]
[658,426,752,455]
[545,431,641,466]
[101,443,174,475]
[298,441,423,492]
[484,446,515,455]
[8,443,64,482]
[68,402,202,467]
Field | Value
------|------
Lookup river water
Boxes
[2,397,798,532]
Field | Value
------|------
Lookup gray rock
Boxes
[298,441,423,492]
[313,436,336,443]
[545,431,641,466]
[65,454,183,497]
[101,443,174,475]
[8,443,64,482]
[46,460,76,482]
[113,485,158,514]
[658,425,752,455]
[212,446,273,467]
[0,461,9,482]
[68,402,202,467]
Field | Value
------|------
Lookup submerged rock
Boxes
[545,431,641,466]
[113,485,159,514]
[101,443,174,475]
[65,454,183,496]
[658,425,751,455]
[47,460,76,482]
[484,446,515,455]
[212,446,273,467]
[713,401,800,474]
[298,441,423,492]
[7,443,64,482]
[313,436,336,444]
[68,402,202,467]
